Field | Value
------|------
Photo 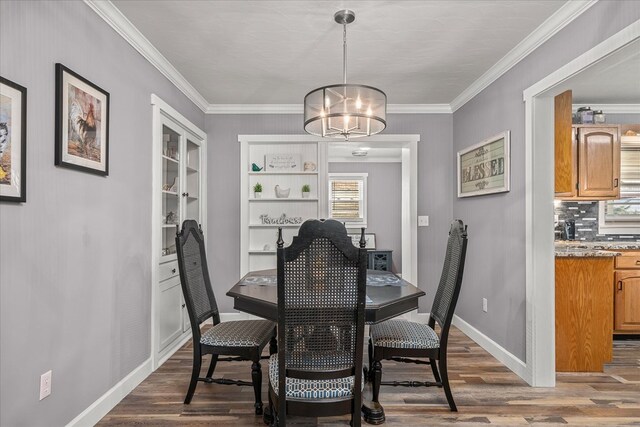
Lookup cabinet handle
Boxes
[182,192,187,197]
[618,280,623,291]
[171,268,176,274]
[614,178,619,188]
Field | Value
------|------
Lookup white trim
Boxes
[451,316,528,381]
[451,0,597,112]
[598,201,640,235]
[523,21,640,386]
[208,104,452,114]
[328,156,401,163]
[572,104,640,114]
[84,1,208,112]
[66,358,152,427]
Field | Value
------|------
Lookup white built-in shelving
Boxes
[239,135,328,275]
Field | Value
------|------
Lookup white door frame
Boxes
[522,21,640,386]
[238,134,419,296]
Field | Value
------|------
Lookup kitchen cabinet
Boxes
[614,251,640,333]
[554,92,621,199]
[555,256,613,372]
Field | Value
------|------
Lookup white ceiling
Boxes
[112,0,566,105]
[554,39,640,105]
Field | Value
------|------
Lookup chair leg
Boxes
[367,339,374,382]
[372,359,382,403]
[205,354,218,379]
[351,402,361,427]
[429,358,442,385]
[184,346,202,404]
[252,360,263,415]
[438,356,457,412]
[270,334,278,355]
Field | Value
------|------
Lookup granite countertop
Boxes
[555,241,640,257]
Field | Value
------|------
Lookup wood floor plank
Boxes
[98,327,640,426]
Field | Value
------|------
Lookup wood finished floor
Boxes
[98,328,640,426]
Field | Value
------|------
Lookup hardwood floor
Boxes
[98,328,640,426]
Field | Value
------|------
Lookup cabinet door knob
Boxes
[618,280,623,291]
[182,192,187,197]
[614,178,619,188]
[182,303,186,308]
[172,268,176,274]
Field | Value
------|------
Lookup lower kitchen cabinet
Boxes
[614,251,640,333]
[555,256,613,372]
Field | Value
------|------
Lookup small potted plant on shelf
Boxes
[253,182,263,198]
[301,184,311,198]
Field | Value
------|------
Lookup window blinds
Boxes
[329,180,362,220]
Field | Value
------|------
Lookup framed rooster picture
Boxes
[55,63,109,176]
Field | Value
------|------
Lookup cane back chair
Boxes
[268,219,368,426]
[369,220,468,414]
[175,220,276,414]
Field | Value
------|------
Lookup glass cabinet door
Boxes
[184,138,201,223]
[161,122,181,260]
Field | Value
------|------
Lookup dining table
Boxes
[227,268,426,424]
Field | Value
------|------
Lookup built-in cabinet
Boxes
[239,136,327,276]
[614,251,640,333]
[152,95,206,367]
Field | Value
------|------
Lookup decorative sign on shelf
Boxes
[265,153,300,171]
[259,213,303,225]
[457,130,510,198]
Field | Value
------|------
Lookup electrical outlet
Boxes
[418,216,429,227]
[482,298,488,313]
[40,370,52,400]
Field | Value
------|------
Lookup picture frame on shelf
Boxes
[55,63,110,176]
[0,76,27,203]
[457,130,510,198]
[348,232,376,249]
[265,153,301,171]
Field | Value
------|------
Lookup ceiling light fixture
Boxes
[304,10,387,140]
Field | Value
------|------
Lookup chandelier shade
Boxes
[303,10,387,140]
[304,84,387,139]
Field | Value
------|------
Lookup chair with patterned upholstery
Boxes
[368,220,468,413]
[267,219,368,427]
[175,220,276,414]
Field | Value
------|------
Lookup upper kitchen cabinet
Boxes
[554,91,621,200]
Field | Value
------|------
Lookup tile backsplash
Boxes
[554,201,640,242]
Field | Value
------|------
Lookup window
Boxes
[599,136,640,234]
[328,173,367,226]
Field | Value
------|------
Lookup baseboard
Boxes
[156,333,192,368]
[451,315,529,382]
[66,358,153,427]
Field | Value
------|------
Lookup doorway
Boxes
[523,22,640,386]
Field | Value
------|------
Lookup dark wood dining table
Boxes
[227,268,425,424]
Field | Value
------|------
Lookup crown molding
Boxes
[450,0,598,112]
[206,103,452,114]
[84,0,209,112]
[571,104,640,114]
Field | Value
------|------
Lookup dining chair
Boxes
[268,219,368,427]
[368,219,468,413]
[175,220,276,414]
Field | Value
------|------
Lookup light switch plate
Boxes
[418,216,429,227]
[40,370,52,400]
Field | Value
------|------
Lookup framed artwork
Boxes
[55,63,109,176]
[457,131,510,198]
[348,232,376,249]
[0,76,27,203]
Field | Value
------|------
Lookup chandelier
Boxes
[304,10,387,140]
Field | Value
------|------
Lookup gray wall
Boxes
[451,0,640,361]
[328,162,403,272]
[205,113,453,313]
[0,2,204,426]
